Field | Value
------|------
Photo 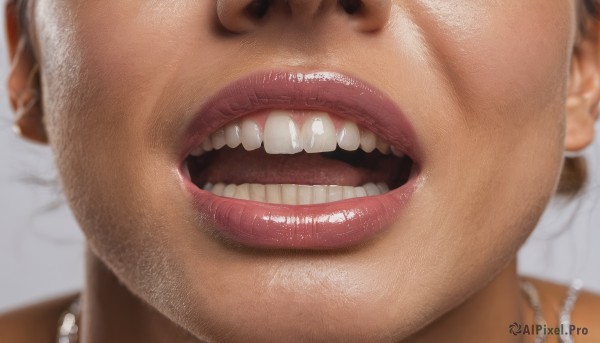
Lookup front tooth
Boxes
[223,184,237,197]
[364,183,380,196]
[297,185,313,205]
[249,184,266,202]
[211,128,227,150]
[313,185,327,204]
[281,184,298,205]
[264,112,303,154]
[327,186,343,202]
[225,122,241,148]
[337,121,361,151]
[301,113,337,153]
[360,129,376,153]
[241,119,263,151]
[212,183,226,196]
[376,138,391,154]
[233,184,250,200]
[266,184,282,204]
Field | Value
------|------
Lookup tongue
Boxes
[190,148,398,186]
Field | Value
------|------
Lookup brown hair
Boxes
[5,0,597,195]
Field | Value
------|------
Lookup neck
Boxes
[81,246,202,343]
[80,246,528,343]
[406,259,529,343]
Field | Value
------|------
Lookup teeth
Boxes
[264,112,303,154]
[190,146,204,157]
[391,146,405,158]
[313,185,328,204]
[266,184,282,204]
[337,121,361,151]
[377,182,389,193]
[327,186,343,202]
[233,183,250,200]
[364,183,380,196]
[376,138,391,154]
[212,183,225,196]
[223,184,236,197]
[202,139,214,152]
[241,119,263,151]
[297,185,313,205]
[301,113,337,153]
[206,183,387,204]
[360,129,376,153]
[225,122,241,148]
[192,111,404,157]
[211,128,227,150]
[355,186,367,197]
[249,184,266,202]
[342,186,355,200]
[281,184,298,205]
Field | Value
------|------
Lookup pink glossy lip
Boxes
[180,70,421,249]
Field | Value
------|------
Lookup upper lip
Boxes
[181,70,420,163]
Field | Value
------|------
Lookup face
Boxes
[11,0,583,341]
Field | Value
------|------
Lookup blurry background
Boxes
[1,31,600,313]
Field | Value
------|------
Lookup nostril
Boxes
[218,0,389,33]
[339,0,362,14]
[245,0,271,19]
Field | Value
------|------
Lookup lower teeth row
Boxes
[204,182,390,205]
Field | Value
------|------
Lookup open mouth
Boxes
[180,71,421,249]
[184,110,414,205]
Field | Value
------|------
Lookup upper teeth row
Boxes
[190,111,404,157]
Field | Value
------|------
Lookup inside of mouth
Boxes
[184,111,415,205]
[186,147,414,205]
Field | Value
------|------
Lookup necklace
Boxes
[520,278,583,343]
[56,279,584,343]
[56,297,81,343]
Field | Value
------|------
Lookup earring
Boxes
[11,64,48,143]
[12,88,38,130]
[12,92,48,144]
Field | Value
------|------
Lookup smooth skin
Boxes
[2,0,600,342]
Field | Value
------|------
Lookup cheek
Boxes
[395,0,575,297]
[36,0,217,148]
[32,0,200,293]
[419,0,575,105]
[34,1,204,206]
[417,0,575,198]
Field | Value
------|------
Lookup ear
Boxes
[5,1,48,144]
[566,16,600,153]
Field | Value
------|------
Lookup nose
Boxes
[216,0,391,33]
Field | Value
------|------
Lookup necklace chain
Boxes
[56,279,583,343]
[520,278,583,343]
[56,298,81,343]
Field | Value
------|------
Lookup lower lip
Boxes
[182,176,418,250]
